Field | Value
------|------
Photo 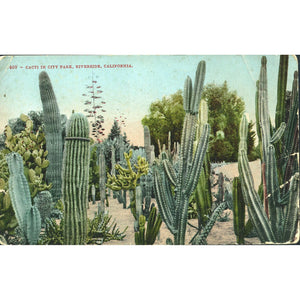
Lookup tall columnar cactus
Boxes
[34,190,53,228]
[189,97,212,228]
[282,71,299,192]
[62,113,90,245]
[6,152,41,244]
[153,61,211,245]
[144,125,152,163]
[238,114,299,243]
[140,172,153,219]
[275,55,289,130]
[39,71,63,203]
[233,177,245,245]
[99,146,107,213]
[257,57,287,214]
[91,184,96,205]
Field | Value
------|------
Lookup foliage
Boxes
[142,90,185,156]
[86,211,127,245]
[39,212,127,245]
[39,218,64,245]
[142,83,257,162]
[202,81,256,162]
[108,119,121,141]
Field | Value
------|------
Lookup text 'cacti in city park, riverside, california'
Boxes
[153,61,211,245]
[6,152,41,244]
[39,71,63,203]
[62,113,90,245]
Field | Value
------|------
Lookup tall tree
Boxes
[108,119,121,141]
[141,90,185,155]
[142,83,257,162]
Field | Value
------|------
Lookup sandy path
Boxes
[87,160,262,245]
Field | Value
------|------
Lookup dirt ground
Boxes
[87,160,262,245]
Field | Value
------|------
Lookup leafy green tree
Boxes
[141,91,185,156]
[142,83,257,162]
[202,81,245,161]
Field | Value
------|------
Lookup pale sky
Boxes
[0,55,297,146]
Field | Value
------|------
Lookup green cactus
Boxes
[6,152,41,244]
[34,191,53,228]
[62,113,90,245]
[39,71,63,203]
[107,149,149,229]
[188,96,213,228]
[144,125,152,163]
[238,113,299,243]
[135,206,162,245]
[99,146,107,213]
[192,201,228,245]
[91,184,96,204]
[233,177,245,244]
[140,172,153,219]
[153,61,211,245]
[89,144,100,204]
[282,71,299,193]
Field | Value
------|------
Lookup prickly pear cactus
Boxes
[4,114,52,198]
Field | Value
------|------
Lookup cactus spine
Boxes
[153,61,210,245]
[6,152,41,244]
[62,113,90,245]
[39,71,63,203]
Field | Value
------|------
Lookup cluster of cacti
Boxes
[4,114,52,198]
[62,113,90,245]
[135,206,162,245]
[39,71,64,203]
[6,152,41,244]
[238,111,299,244]
[153,61,211,245]
[107,149,149,231]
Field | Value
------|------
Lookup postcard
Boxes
[0,55,298,245]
